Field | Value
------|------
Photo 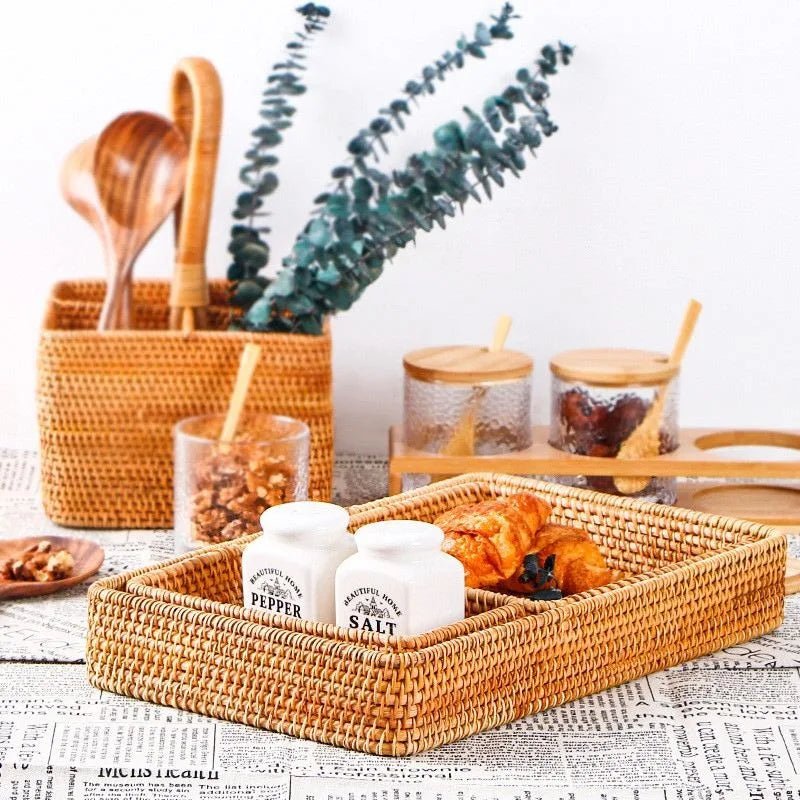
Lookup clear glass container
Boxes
[403,345,533,455]
[549,349,679,504]
[174,413,310,553]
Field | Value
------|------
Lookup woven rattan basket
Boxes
[37,279,333,527]
[86,474,786,755]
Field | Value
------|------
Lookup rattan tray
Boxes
[86,474,786,756]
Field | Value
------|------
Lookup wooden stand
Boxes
[390,426,800,491]
[388,425,800,520]
[389,425,800,593]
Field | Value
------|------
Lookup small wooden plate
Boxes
[0,536,104,600]
[677,483,800,527]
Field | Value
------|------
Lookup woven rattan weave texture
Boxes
[86,474,786,755]
[38,279,333,527]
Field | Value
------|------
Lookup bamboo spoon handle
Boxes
[668,299,702,366]
[490,315,512,352]
[613,299,702,494]
[220,343,262,444]
[169,57,222,332]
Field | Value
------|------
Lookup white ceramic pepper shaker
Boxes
[242,501,355,624]
[335,520,465,636]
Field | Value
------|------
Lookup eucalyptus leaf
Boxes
[228,0,331,316]
[231,279,266,307]
[307,218,331,247]
[352,177,373,202]
[316,265,341,286]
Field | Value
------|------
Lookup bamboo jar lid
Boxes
[403,345,533,385]
[549,348,678,387]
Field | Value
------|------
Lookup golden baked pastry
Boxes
[436,493,621,596]
[434,492,552,588]
[498,524,621,596]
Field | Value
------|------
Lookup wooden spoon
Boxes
[93,112,188,330]
[613,299,702,494]
[60,137,129,327]
[0,536,104,600]
[220,343,263,446]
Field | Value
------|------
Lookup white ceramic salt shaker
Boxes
[335,520,465,636]
[242,501,355,624]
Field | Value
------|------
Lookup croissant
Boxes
[435,493,620,596]
[497,524,621,596]
[434,492,552,588]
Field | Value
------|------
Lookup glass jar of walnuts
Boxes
[174,413,310,553]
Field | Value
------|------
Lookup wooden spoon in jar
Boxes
[430,315,512,482]
[613,299,702,494]
[93,112,188,330]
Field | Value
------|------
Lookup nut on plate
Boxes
[1,540,75,583]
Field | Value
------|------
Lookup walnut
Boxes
[217,480,249,506]
[0,541,75,583]
[191,488,216,515]
[219,518,257,542]
[35,550,75,582]
[194,507,231,531]
[187,445,297,545]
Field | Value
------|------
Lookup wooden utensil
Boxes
[0,536,104,600]
[220,343,262,444]
[614,299,702,494]
[93,111,189,330]
[169,57,222,333]
[60,137,128,327]
[431,316,513,481]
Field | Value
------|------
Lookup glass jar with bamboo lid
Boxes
[549,348,680,503]
[403,343,533,457]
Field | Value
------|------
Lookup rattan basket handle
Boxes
[168,57,222,332]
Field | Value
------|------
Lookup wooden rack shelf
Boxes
[389,425,800,493]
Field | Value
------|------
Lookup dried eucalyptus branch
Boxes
[240,40,574,333]
[227,3,331,309]
[344,3,519,165]
[231,3,520,316]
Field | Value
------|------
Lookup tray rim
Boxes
[114,473,786,659]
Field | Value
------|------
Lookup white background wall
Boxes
[1,0,798,453]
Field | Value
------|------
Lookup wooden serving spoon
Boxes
[94,112,189,330]
[60,137,129,327]
[613,299,702,494]
[0,536,104,600]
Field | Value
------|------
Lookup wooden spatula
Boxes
[613,300,702,494]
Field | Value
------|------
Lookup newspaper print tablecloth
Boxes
[1,447,800,799]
